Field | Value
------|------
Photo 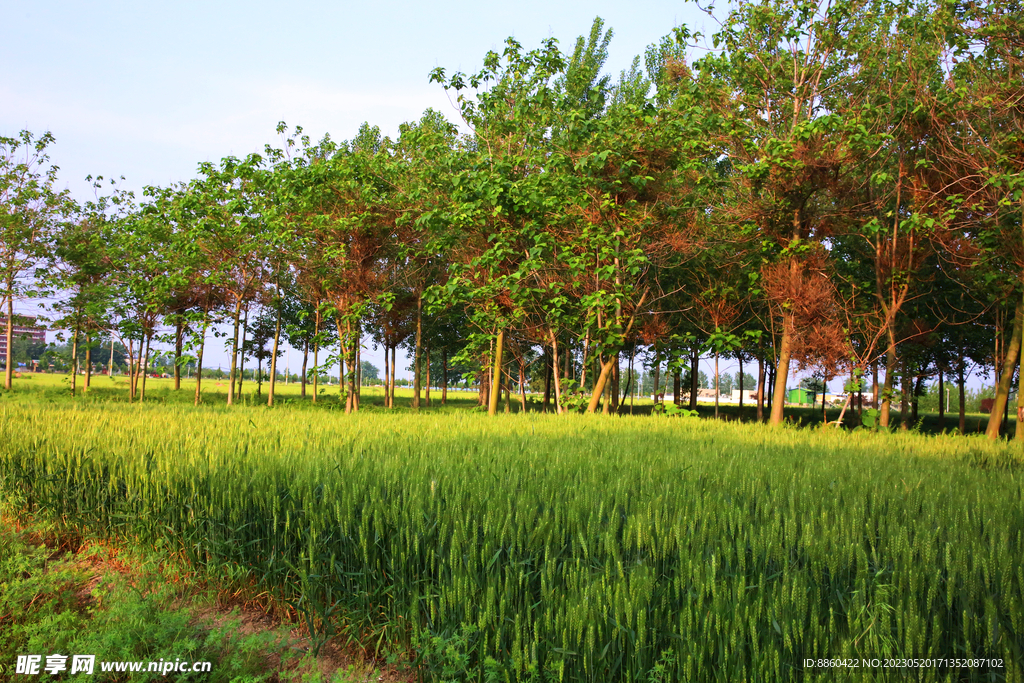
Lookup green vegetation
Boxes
[5,0,1024,437]
[2,397,1020,681]
[0,515,384,681]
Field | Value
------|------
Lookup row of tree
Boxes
[2,0,1022,438]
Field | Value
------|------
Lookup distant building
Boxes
[0,316,46,358]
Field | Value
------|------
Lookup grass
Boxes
[1,376,1022,681]
[0,515,402,682]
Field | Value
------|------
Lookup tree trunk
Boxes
[620,346,633,406]
[504,365,511,413]
[586,356,616,414]
[488,329,505,416]
[70,322,79,397]
[610,352,619,411]
[879,329,896,427]
[622,344,630,413]
[598,352,606,417]
[108,338,114,377]
[769,310,795,426]
[912,374,924,424]
[84,332,92,391]
[714,351,720,419]
[3,295,13,390]
[301,339,308,399]
[823,376,829,424]
[958,351,966,433]
[425,346,431,408]
[986,296,1023,439]
[673,370,681,406]
[1017,315,1024,439]
[268,302,281,407]
[872,361,879,409]
[479,352,488,407]
[756,356,765,422]
[938,367,945,429]
[652,351,660,403]
[413,294,422,410]
[738,355,744,411]
[140,332,151,403]
[689,345,699,410]
[542,350,551,412]
[127,339,137,401]
[549,332,563,415]
[564,337,571,383]
[390,345,396,408]
[442,348,448,406]
[519,356,527,413]
[228,299,243,406]
[337,318,351,413]
[194,314,208,406]
[355,334,361,411]
[312,340,319,404]
[900,359,910,430]
[383,341,390,408]
[174,318,183,390]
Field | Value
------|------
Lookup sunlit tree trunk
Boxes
[70,321,79,397]
[383,342,390,408]
[390,345,396,408]
[769,309,794,426]
[268,302,281,407]
[549,332,563,415]
[488,329,505,416]
[301,339,308,399]
[174,318,183,390]
[3,293,13,390]
[986,297,1023,439]
[756,356,765,422]
[84,332,92,392]
[354,332,361,411]
[689,345,699,410]
[237,308,248,402]
[872,361,880,410]
[958,351,966,433]
[879,329,897,428]
[425,346,431,407]
[227,298,243,406]
[938,367,945,429]
[518,356,527,413]
[738,355,744,412]
[1017,318,1024,439]
[194,313,208,406]
[413,294,422,410]
[542,350,551,412]
[652,351,660,404]
[714,350,720,419]
[140,332,152,403]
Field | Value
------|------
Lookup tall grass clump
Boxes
[1,402,1021,682]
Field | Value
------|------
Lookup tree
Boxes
[359,361,379,383]
[696,0,873,425]
[1,131,66,390]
